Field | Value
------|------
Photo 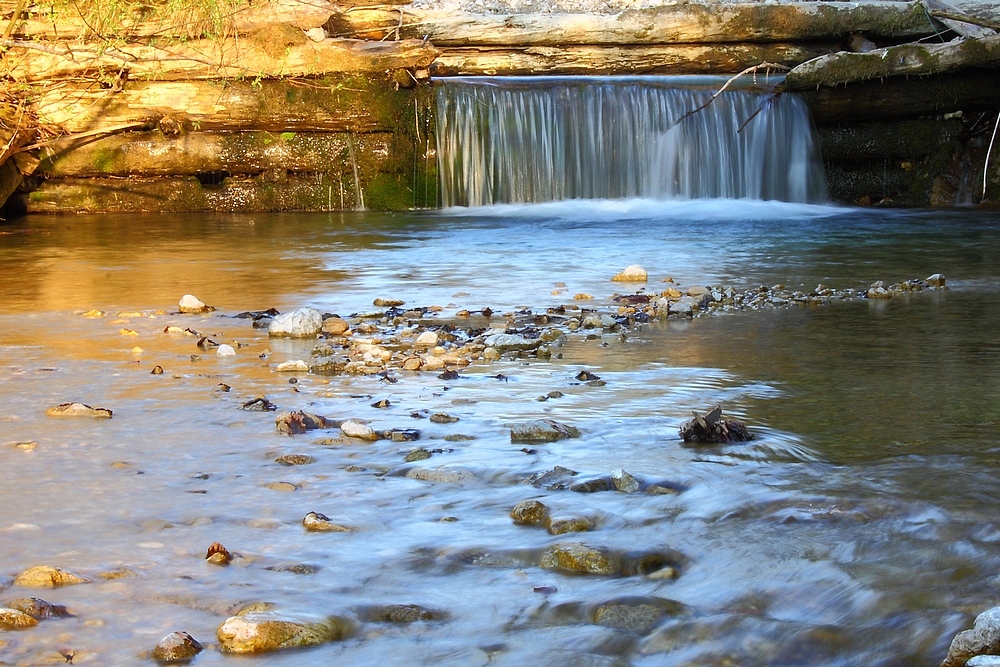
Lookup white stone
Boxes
[340,419,378,441]
[611,265,648,282]
[483,333,538,351]
[414,331,439,348]
[217,344,236,357]
[968,657,1000,667]
[275,360,309,372]
[304,27,327,42]
[178,294,209,313]
[268,308,323,338]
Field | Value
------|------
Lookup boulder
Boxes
[268,308,323,338]
[6,598,71,619]
[216,611,351,653]
[510,419,580,443]
[178,294,213,314]
[510,499,550,526]
[151,631,204,662]
[942,606,1000,667]
[13,566,89,588]
[611,265,648,282]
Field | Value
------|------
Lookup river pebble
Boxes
[510,499,550,526]
[151,631,204,662]
[13,566,89,588]
[302,512,352,532]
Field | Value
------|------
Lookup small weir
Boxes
[436,75,828,207]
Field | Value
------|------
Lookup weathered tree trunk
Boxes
[430,43,833,76]
[784,33,1000,89]
[329,2,934,46]
[921,0,997,38]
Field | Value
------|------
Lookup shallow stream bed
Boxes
[1,201,999,666]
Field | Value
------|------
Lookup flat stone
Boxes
[540,543,613,575]
[151,631,204,662]
[216,611,351,653]
[265,482,298,492]
[275,360,309,372]
[13,566,89,588]
[430,412,459,424]
[45,402,112,419]
[510,419,580,443]
[592,597,683,633]
[374,297,405,307]
[483,333,539,352]
[268,307,323,338]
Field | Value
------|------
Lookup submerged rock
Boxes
[275,454,315,466]
[216,611,352,653]
[13,566,89,588]
[0,608,38,630]
[268,307,323,338]
[592,597,685,633]
[678,405,753,444]
[540,543,613,575]
[45,402,113,419]
[510,499,550,526]
[510,419,580,443]
[942,606,1000,667]
[151,631,204,662]
[362,604,446,623]
[430,412,460,424]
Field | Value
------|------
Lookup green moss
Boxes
[92,149,117,173]
[362,173,414,211]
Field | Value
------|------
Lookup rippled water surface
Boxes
[1,202,999,666]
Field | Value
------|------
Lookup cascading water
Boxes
[436,76,827,207]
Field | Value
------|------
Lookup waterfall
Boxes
[435,76,827,207]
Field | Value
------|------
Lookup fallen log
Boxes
[430,43,833,76]
[330,2,935,46]
[3,36,438,82]
[921,0,996,38]
[783,33,1000,89]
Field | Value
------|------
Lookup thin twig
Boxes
[929,9,1000,31]
[15,120,153,153]
[673,63,789,127]
[2,0,29,39]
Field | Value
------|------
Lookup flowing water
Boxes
[1,203,999,666]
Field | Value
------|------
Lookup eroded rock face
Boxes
[216,611,352,653]
[151,631,204,662]
[268,307,323,338]
[13,566,89,588]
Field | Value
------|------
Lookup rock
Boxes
[569,476,614,493]
[0,608,38,630]
[275,360,309,372]
[540,543,613,575]
[926,273,946,287]
[309,355,349,375]
[592,597,683,633]
[430,412,459,424]
[268,307,323,338]
[611,468,640,493]
[265,482,298,492]
[402,357,423,370]
[414,331,439,348]
[266,563,321,575]
[242,397,277,412]
[217,344,236,357]
[13,566,89,588]
[510,419,580,443]
[526,466,579,489]
[178,294,213,314]
[483,333,539,352]
[340,419,378,441]
[275,410,336,434]
[647,566,680,580]
[302,512,352,532]
[45,402,113,419]
[275,454,314,466]
[686,285,711,297]
[404,467,473,483]
[321,317,350,335]
[510,499,549,526]
[866,280,892,299]
[547,516,593,535]
[216,611,351,653]
[205,542,233,565]
[679,405,753,444]
[374,297,405,307]
[363,604,444,623]
[942,606,1000,667]
[6,598,71,619]
[612,265,648,282]
[573,293,593,300]
[668,296,696,317]
[382,428,421,442]
[151,631,204,662]
[404,448,432,462]
[968,657,1000,667]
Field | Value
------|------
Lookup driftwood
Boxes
[679,406,754,444]
[783,33,1000,90]
[430,43,832,76]
[3,36,438,82]
[921,0,997,38]
[329,2,935,46]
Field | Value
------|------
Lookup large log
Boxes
[430,43,834,76]
[784,33,1000,89]
[32,75,431,134]
[329,2,935,46]
[4,37,438,82]
[11,0,336,40]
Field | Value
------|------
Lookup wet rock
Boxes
[241,396,277,412]
[968,657,1000,667]
[309,355,349,375]
[611,265,648,282]
[0,608,38,629]
[483,333,539,352]
[510,500,550,526]
[6,598,71,620]
[151,365,164,374]
[205,542,233,565]
[275,454,314,466]
[592,597,684,633]
[527,466,579,489]
[415,331,439,348]
[679,405,753,444]
[926,273,946,287]
[362,604,445,623]
[405,467,473,483]
[575,370,600,382]
[866,280,892,299]
[266,563,321,575]
[13,566,89,588]
[371,399,391,409]
[374,297,405,307]
[430,412,459,424]
[151,631,204,662]
[321,317,350,335]
[178,294,213,314]
[611,468,640,493]
[547,516,593,535]
[268,307,323,338]
[942,606,1000,667]
[276,410,337,435]
[405,448,432,462]
[216,611,352,653]
[569,476,614,493]
[340,419,378,441]
[217,344,236,357]
[382,428,421,442]
[540,543,613,575]
[302,512,352,532]
[266,482,298,492]
[668,297,696,317]
[45,402,112,419]
[275,360,309,372]
[510,420,580,443]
